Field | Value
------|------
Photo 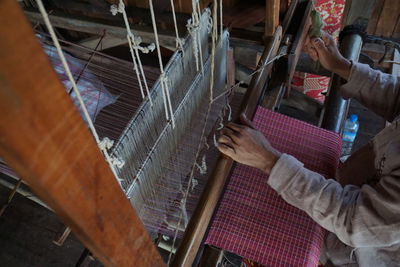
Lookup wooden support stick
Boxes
[265,0,281,37]
[24,9,177,49]
[0,178,22,217]
[53,226,72,246]
[0,1,164,266]
[286,0,313,97]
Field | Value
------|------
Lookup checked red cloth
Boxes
[205,106,342,266]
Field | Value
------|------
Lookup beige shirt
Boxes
[268,62,400,266]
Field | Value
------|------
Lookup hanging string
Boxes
[170,0,185,55]
[196,0,205,75]
[219,0,223,36]
[209,0,218,101]
[149,0,176,127]
[110,0,154,106]
[35,0,124,184]
[187,0,205,75]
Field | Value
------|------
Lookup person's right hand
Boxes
[303,32,352,80]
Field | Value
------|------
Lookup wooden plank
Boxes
[265,0,280,37]
[24,9,177,49]
[0,1,164,266]
[342,0,377,29]
[281,0,298,35]
[374,0,400,37]
[286,0,313,96]
[279,0,290,17]
[135,0,213,14]
[78,35,128,50]
[234,46,262,70]
[367,0,386,34]
[227,48,236,87]
[393,15,400,38]
[223,2,266,29]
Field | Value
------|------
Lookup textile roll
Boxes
[206,106,342,266]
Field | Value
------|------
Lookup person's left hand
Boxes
[217,114,281,174]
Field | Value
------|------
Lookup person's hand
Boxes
[217,114,281,175]
[303,31,352,80]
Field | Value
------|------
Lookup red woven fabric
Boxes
[205,106,342,266]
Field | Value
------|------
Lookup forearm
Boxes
[267,154,357,237]
[330,57,352,80]
[340,62,400,121]
[267,154,400,247]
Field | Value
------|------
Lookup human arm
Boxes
[268,154,400,248]
[304,32,400,121]
[341,62,400,122]
[217,114,281,174]
[303,32,352,80]
[218,116,400,248]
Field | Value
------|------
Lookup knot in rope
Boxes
[195,155,207,175]
[99,138,125,169]
[109,157,126,169]
[99,137,114,151]
[110,2,124,16]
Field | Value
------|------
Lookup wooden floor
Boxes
[0,182,102,267]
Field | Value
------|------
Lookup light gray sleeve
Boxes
[341,62,400,122]
[268,154,400,248]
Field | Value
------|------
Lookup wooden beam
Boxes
[342,0,377,29]
[24,9,177,48]
[0,1,164,266]
[265,0,280,37]
[374,0,400,37]
[286,0,313,96]
[281,0,298,35]
[367,0,385,34]
[78,35,127,50]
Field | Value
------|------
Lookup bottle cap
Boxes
[349,114,358,123]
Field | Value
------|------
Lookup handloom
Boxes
[4,0,239,255]
[0,0,346,266]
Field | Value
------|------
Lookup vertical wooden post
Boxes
[0,1,164,266]
[265,0,280,37]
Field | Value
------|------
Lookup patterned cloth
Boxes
[41,41,117,122]
[292,0,346,102]
[205,106,342,266]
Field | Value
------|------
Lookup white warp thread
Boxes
[187,0,205,74]
[149,0,176,128]
[36,0,124,184]
[170,0,185,55]
[219,0,223,36]
[111,1,154,106]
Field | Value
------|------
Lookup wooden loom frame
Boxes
[0,0,312,266]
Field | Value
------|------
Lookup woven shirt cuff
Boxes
[267,153,304,194]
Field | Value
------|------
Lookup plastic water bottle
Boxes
[341,114,359,156]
